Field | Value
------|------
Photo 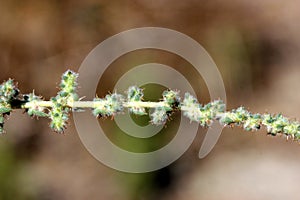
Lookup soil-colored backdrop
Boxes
[0,1,300,199]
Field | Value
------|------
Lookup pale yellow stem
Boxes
[22,101,171,109]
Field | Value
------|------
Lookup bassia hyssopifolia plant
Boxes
[0,70,300,142]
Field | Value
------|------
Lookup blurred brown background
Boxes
[1,0,300,199]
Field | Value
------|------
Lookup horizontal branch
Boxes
[1,69,300,142]
[22,100,171,109]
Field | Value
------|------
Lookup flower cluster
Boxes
[0,69,300,142]
[150,90,181,125]
[5,70,80,133]
[24,93,48,118]
[49,70,79,132]
[181,93,225,127]
[219,108,300,139]
[93,93,124,117]
[126,86,147,115]
[92,87,182,125]
[0,79,18,133]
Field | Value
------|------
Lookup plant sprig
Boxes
[0,70,300,141]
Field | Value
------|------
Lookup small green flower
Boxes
[283,121,300,138]
[162,89,180,108]
[220,107,248,125]
[243,114,262,131]
[232,107,250,124]
[0,79,18,100]
[209,100,226,114]
[126,86,147,115]
[25,93,48,117]
[59,70,78,96]
[0,100,12,114]
[181,93,201,122]
[93,93,124,117]
[150,106,168,125]
[49,98,69,133]
[49,111,68,132]
[262,114,288,136]
[127,86,144,102]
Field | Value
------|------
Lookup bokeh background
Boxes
[1,0,300,199]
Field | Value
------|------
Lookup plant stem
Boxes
[22,100,171,109]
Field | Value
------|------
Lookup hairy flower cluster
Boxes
[92,87,181,125]
[93,93,124,117]
[49,70,79,132]
[24,93,48,118]
[0,79,19,133]
[0,69,300,142]
[181,93,225,127]
[150,90,181,125]
[126,86,147,115]
[219,108,300,139]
